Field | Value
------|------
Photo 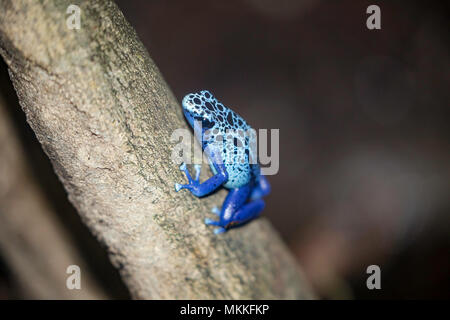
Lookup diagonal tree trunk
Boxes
[0,0,314,299]
[0,92,107,299]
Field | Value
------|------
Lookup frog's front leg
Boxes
[175,161,228,197]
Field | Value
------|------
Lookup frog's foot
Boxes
[204,218,227,234]
[211,206,220,216]
[174,162,201,192]
[175,162,227,197]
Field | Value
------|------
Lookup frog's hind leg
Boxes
[204,186,251,233]
[205,185,264,233]
[229,199,265,228]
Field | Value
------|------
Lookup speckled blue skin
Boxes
[175,90,271,234]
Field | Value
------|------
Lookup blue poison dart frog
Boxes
[175,90,271,234]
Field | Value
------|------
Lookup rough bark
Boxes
[0,0,314,299]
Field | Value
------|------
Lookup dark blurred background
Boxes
[115,0,449,299]
[0,0,448,299]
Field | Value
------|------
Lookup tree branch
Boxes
[0,0,314,299]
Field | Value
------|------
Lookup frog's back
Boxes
[208,130,258,189]
[190,91,256,189]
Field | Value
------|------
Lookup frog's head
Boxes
[181,90,219,131]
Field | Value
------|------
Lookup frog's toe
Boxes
[214,227,226,235]
[204,218,220,226]
[179,162,187,171]
[175,183,184,192]
[178,162,195,183]
[211,206,220,216]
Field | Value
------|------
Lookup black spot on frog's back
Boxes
[227,112,234,126]
[233,137,243,147]
[205,102,215,111]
